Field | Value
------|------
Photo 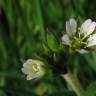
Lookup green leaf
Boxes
[47,33,60,52]
[85,81,96,96]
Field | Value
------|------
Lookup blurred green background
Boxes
[0,0,96,96]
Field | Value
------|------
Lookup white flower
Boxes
[61,18,96,54]
[21,59,45,80]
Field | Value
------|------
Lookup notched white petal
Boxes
[61,34,70,45]
[66,21,69,35]
[77,49,89,54]
[21,68,28,74]
[81,19,92,30]
[87,22,96,34]
[70,18,77,33]
[27,75,32,80]
[35,70,45,79]
[87,34,96,47]
[23,59,32,67]
[66,18,77,36]
[81,19,96,37]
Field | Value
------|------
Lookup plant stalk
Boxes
[62,71,85,96]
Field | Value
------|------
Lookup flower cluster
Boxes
[21,18,96,80]
[61,18,96,53]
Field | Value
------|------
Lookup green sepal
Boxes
[47,32,60,52]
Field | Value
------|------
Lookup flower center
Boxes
[32,64,40,73]
[70,36,84,49]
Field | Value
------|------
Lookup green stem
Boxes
[62,71,85,96]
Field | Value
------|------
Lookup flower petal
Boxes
[33,70,45,79]
[66,18,77,36]
[61,34,70,45]
[87,22,96,34]
[81,19,96,37]
[87,34,96,47]
[77,49,89,54]
[81,19,92,31]
[27,75,32,80]
[21,68,28,74]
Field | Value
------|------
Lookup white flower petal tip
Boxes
[81,19,96,37]
[22,59,45,80]
[66,18,77,36]
[61,34,70,45]
[81,19,92,29]
[77,49,89,54]
[87,34,96,47]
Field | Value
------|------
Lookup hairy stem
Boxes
[62,71,85,96]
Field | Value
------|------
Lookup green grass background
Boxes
[0,0,96,96]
